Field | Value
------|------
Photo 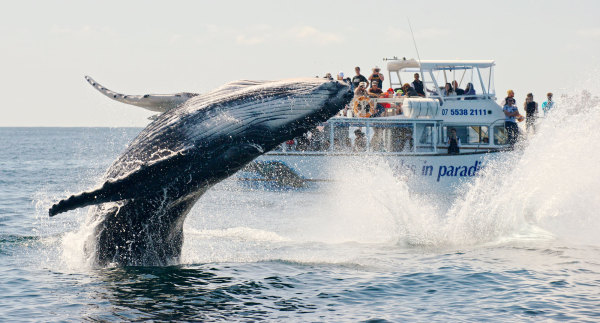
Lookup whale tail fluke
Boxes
[84,75,199,113]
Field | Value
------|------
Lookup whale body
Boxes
[50,78,352,266]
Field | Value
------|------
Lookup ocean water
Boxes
[1,100,600,321]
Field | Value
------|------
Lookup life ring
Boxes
[353,96,373,118]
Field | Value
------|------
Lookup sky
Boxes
[1,0,599,127]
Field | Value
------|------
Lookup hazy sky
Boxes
[2,0,599,127]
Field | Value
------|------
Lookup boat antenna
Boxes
[407,18,424,78]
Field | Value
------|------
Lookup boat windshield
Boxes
[388,60,495,101]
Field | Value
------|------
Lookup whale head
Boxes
[177,78,353,154]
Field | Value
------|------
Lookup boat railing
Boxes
[346,97,441,118]
[426,93,496,102]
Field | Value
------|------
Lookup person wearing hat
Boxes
[367,82,385,117]
[368,66,384,89]
[351,67,368,90]
[368,81,383,97]
[541,92,555,117]
[337,71,351,85]
[500,89,515,107]
[503,97,521,148]
[354,81,368,97]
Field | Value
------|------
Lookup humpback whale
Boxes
[50,77,352,266]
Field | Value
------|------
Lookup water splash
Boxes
[49,92,600,267]
[316,93,600,248]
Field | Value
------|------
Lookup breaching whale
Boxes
[49,77,352,266]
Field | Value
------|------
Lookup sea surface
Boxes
[1,105,600,322]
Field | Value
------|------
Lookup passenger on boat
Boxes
[368,82,383,97]
[411,73,426,96]
[354,82,368,97]
[380,88,394,114]
[324,73,333,81]
[354,129,367,152]
[296,132,312,151]
[542,92,555,116]
[394,90,404,114]
[351,67,368,90]
[402,83,419,97]
[524,93,539,133]
[285,139,296,151]
[452,80,465,95]
[398,128,413,151]
[368,83,387,117]
[444,83,456,96]
[447,128,461,155]
[503,98,521,148]
[368,67,385,89]
[500,89,515,107]
[337,72,351,86]
[464,83,476,100]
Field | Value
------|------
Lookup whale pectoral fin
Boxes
[49,187,107,217]
[48,172,141,217]
[85,75,199,113]
[50,152,192,217]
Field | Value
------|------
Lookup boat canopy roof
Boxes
[387,59,495,72]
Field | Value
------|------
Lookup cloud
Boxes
[235,35,266,45]
[234,25,273,45]
[290,26,343,44]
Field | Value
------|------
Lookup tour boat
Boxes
[239,59,512,193]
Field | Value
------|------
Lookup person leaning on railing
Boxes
[368,82,385,117]
[354,82,368,97]
[401,83,419,97]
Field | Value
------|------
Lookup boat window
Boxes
[416,123,436,152]
[369,123,413,152]
[332,123,353,152]
[494,126,507,145]
[279,125,330,152]
[443,126,489,145]
[424,66,495,100]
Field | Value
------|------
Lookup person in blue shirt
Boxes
[503,98,522,148]
[541,92,555,116]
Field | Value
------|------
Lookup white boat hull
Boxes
[238,151,499,193]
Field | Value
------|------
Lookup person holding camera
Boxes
[368,67,385,89]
